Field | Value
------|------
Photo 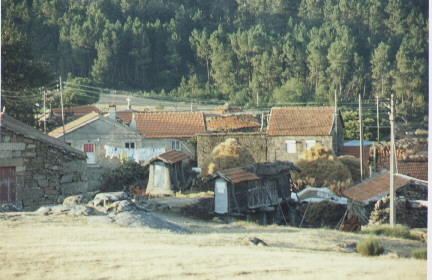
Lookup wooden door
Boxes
[83,143,95,164]
[0,167,16,204]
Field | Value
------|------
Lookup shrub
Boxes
[361,224,416,240]
[101,161,149,192]
[356,237,384,257]
[411,248,427,260]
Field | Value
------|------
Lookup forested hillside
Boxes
[1,0,428,126]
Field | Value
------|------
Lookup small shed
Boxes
[342,171,428,226]
[209,161,300,224]
[145,150,189,195]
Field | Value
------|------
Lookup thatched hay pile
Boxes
[338,155,369,183]
[293,143,352,189]
[202,138,255,176]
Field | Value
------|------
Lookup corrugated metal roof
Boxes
[147,150,189,165]
[267,107,338,136]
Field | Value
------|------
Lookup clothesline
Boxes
[104,145,165,163]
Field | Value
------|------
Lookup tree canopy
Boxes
[1,0,428,128]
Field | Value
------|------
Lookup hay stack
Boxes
[338,155,370,183]
[293,143,352,188]
[202,138,255,176]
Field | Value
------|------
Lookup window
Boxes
[172,140,180,150]
[125,142,135,149]
[286,140,296,153]
[305,140,317,149]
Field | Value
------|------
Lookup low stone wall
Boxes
[0,128,88,210]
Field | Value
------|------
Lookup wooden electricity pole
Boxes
[60,76,66,142]
[389,94,396,226]
[359,94,364,181]
[43,90,47,134]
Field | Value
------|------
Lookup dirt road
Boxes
[0,212,426,280]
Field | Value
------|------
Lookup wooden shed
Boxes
[210,161,300,224]
[145,150,189,195]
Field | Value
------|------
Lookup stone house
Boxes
[266,106,344,163]
[49,110,144,189]
[145,150,189,195]
[0,113,88,210]
[130,112,206,165]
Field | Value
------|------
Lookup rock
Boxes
[105,200,136,213]
[35,206,52,215]
[0,204,23,212]
[63,195,84,205]
[239,236,268,246]
[212,217,225,223]
[66,205,93,216]
[93,192,129,207]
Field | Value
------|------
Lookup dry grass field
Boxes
[0,211,426,280]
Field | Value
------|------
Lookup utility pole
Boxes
[43,90,47,134]
[256,92,259,108]
[376,95,380,142]
[389,94,396,226]
[334,89,338,153]
[359,93,364,181]
[60,76,66,142]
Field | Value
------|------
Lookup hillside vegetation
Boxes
[2,0,428,127]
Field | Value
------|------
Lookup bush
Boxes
[356,237,384,257]
[361,224,416,240]
[411,248,427,260]
[101,161,149,192]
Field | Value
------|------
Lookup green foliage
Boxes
[411,248,427,260]
[272,78,312,104]
[356,236,384,257]
[1,0,428,128]
[101,161,149,192]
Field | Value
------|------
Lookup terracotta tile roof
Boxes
[116,110,145,125]
[0,113,85,158]
[147,150,189,165]
[214,161,300,184]
[134,112,206,138]
[217,168,261,184]
[206,115,261,132]
[211,104,243,115]
[342,172,411,203]
[375,157,428,181]
[49,112,99,138]
[267,107,337,136]
[53,105,102,117]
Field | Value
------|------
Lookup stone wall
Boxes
[0,128,88,210]
[196,134,267,169]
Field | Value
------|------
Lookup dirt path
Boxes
[0,212,426,280]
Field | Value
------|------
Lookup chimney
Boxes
[108,104,116,120]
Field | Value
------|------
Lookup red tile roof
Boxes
[53,105,102,116]
[134,112,206,138]
[147,150,189,165]
[375,157,428,181]
[342,172,411,203]
[206,115,260,132]
[267,107,337,136]
[217,168,261,184]
[211,104,243,114]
